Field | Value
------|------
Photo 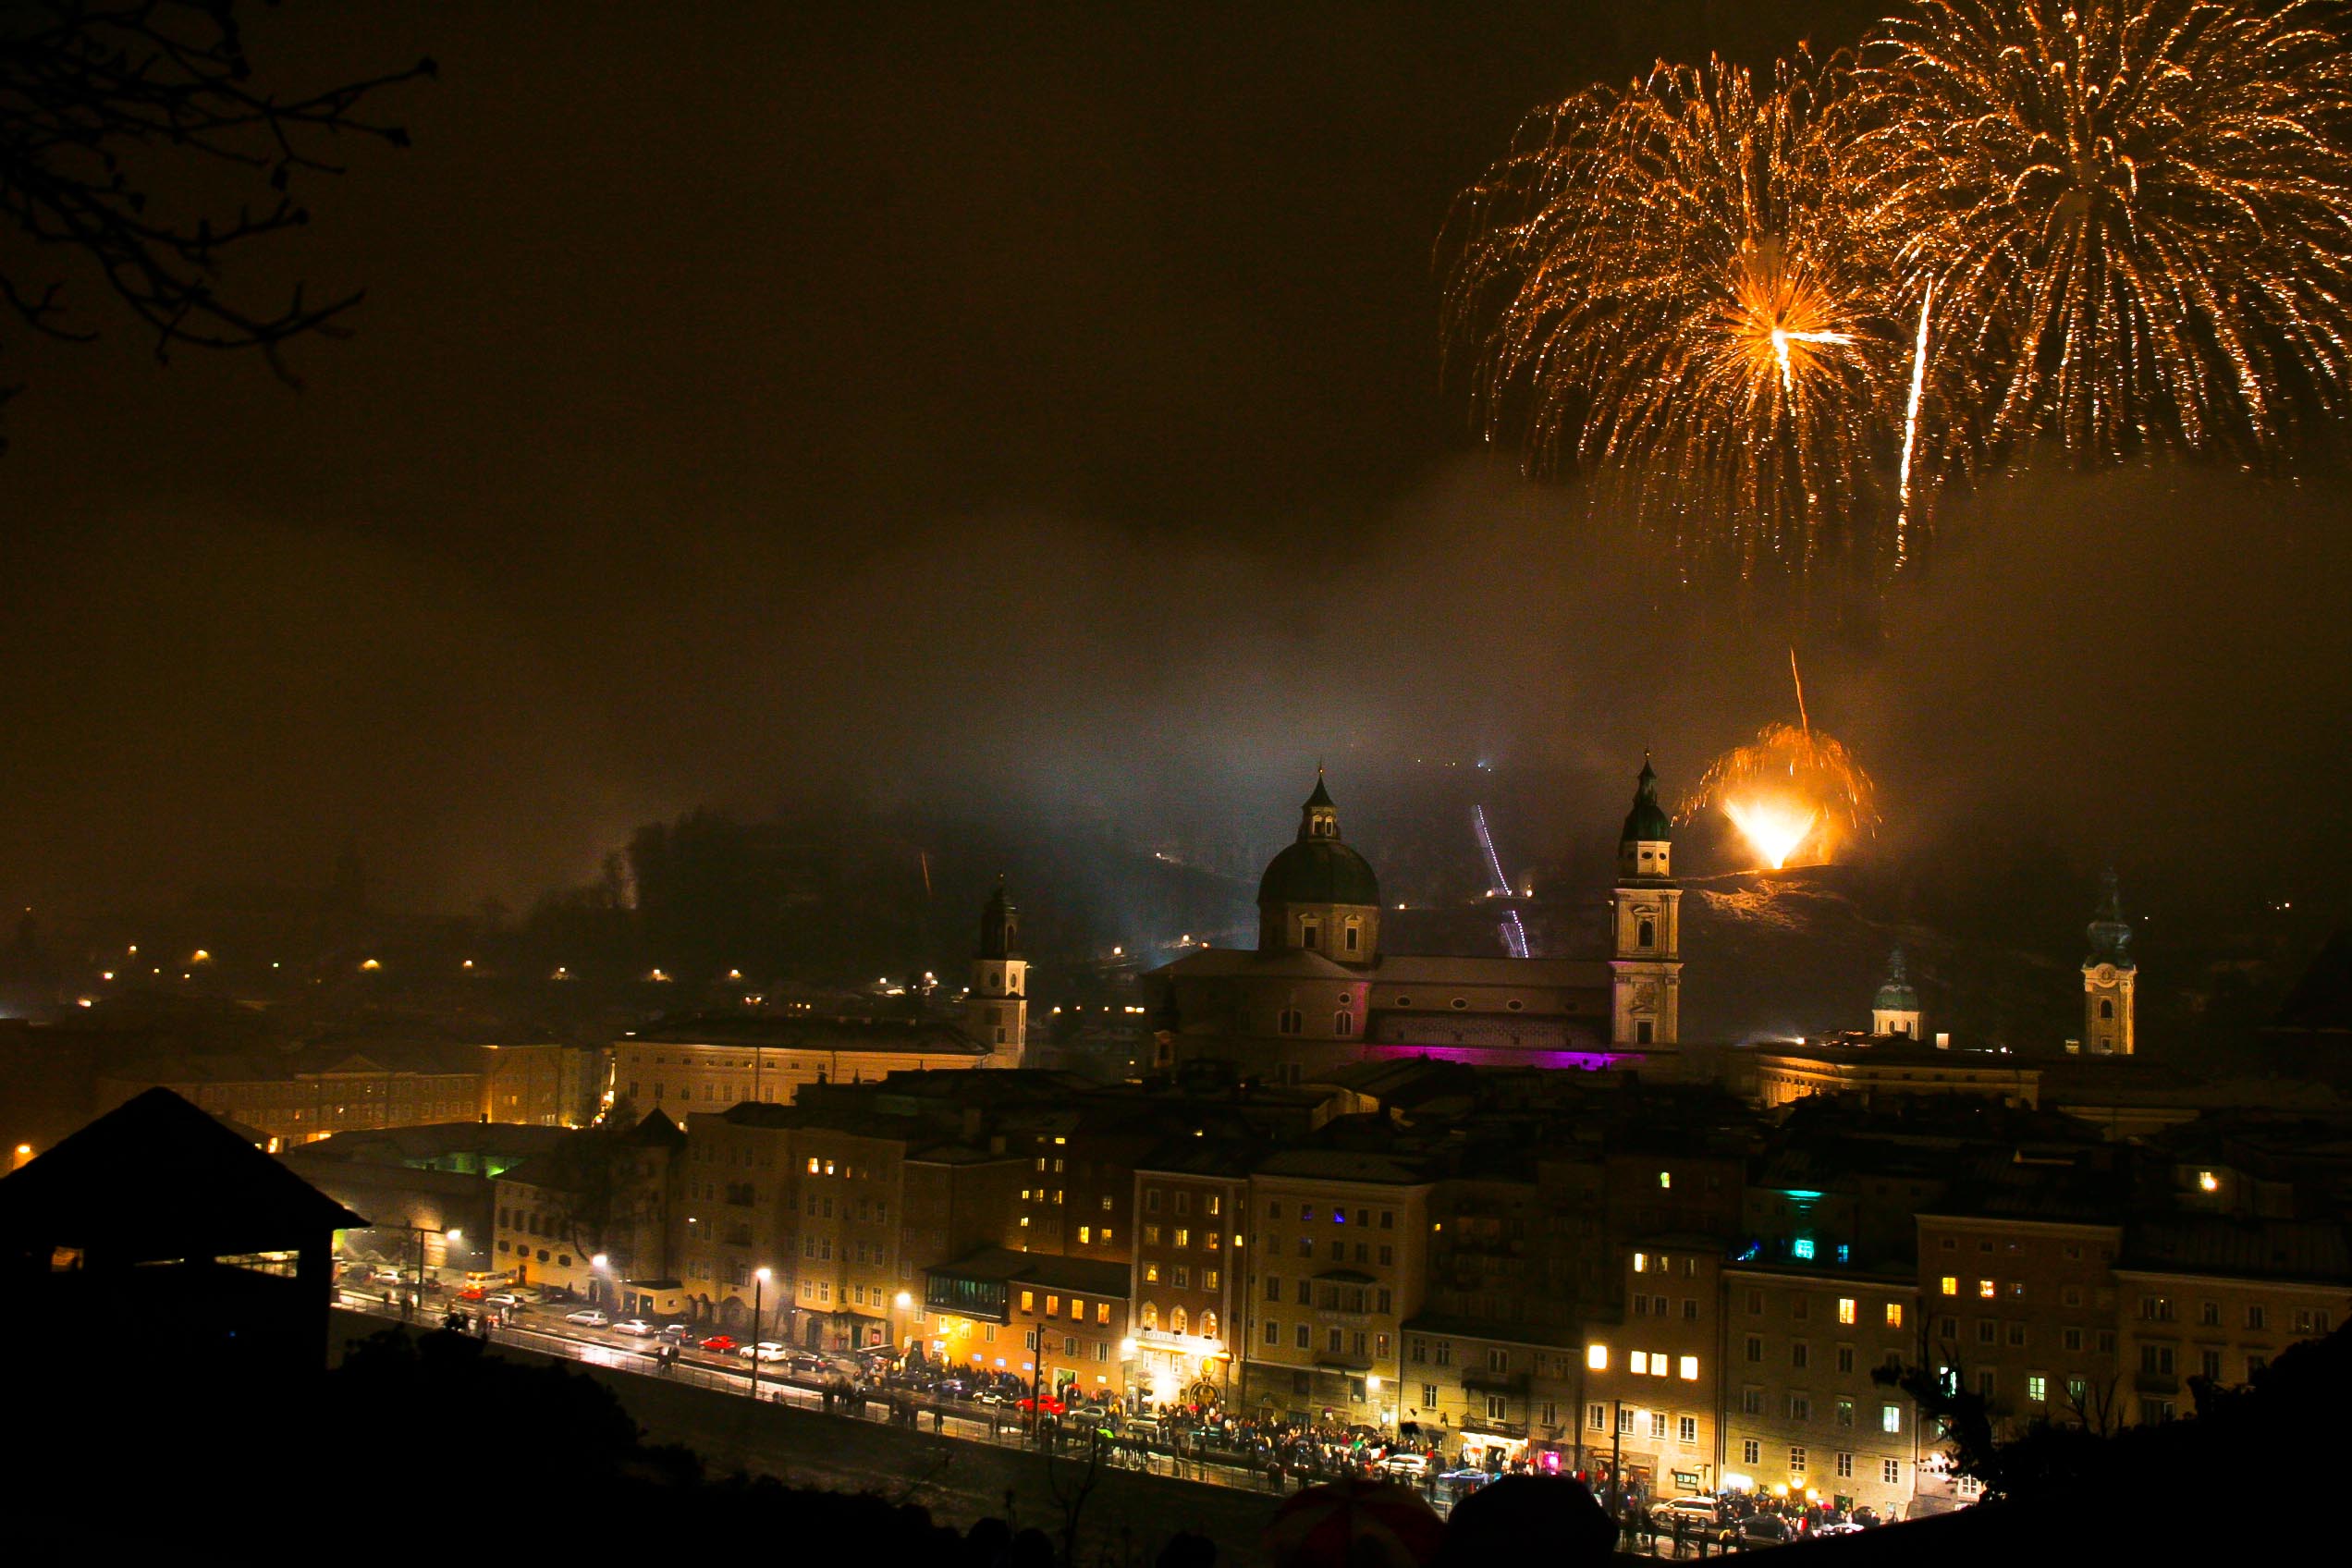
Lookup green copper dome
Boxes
[1873,947,1920,1011]
[1621,757,1672,844]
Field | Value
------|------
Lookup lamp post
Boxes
[591,1252,610,1310]
[749,1267,771,1403]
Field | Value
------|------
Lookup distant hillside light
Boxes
[2199,1170,2220,1193]
[190,949,211,963]
[360,958,383,972]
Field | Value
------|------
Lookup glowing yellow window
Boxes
[1978,1280,1995,1299]
[1586,1344,1609,1371]
[1020,1291,1034,1312]
[1837,1298,1857,1325]
[1679,1355,1699,1380]
[1886,1304,1905,1329]
[1634,1252,1648,1273]
[1940,1277,1958,1296]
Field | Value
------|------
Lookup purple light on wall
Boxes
[1360,1043,1630,1072]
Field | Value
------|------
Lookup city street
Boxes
[338,1293,1812,1555]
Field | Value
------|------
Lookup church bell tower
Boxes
[2082,868,2136,1056]
[1610,757,1683,1047]
[968,878,1028,1065]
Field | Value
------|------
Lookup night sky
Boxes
[2,0,2346,926]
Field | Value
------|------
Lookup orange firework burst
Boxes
[1682,654,1879,869]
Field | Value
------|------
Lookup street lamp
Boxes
[749,1268,772,1403]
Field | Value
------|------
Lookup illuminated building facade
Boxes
[1130,1151,1247,1408]
[1151,766,1678,1082]
[1581,1243,1728,1501]
[1238,1151,1432,1429]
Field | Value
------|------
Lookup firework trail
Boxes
[1444,50,1897,585]
[1683,651,1880,868]
[1894,283,1932,571]
[1846,0,2352,465]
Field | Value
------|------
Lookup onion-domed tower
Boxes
[1871,947,1923,1040]
[2083,869,2136,1056]
[1256,772,1382,966]
[1610,756,1682,1047]
[967,877,1027,1064]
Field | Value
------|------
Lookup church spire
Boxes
[1299,769,1341,841]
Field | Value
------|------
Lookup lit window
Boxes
[2198,1170,2219,1194]
[1634,1252,1648,1273]
[1940,1276,1958,1296]
[1658,1170,1672,1190]
[1978,1280,1995,1299]
[1886,1304,1905,1329]
[2027,1374,2047,1403]
[1679,1355,1699,1380]
[1837,1297,1856,1325]
[1880,1404,1901,1435]
[1793,1238,1815,1261]
[1586,1344,1609,1371]
[1630,1352,1648,1375]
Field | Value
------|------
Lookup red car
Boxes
[458,1286,486,1302]
[1017,1394,1065,1415]
[699,1334,739,1354]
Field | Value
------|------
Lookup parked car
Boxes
[457,1286,486,1302]
[564,1309,610,1328]
[1651,1498,1722,1527]
[787,1352,828,1376]
[698,1334,740,1354]
[974,1390,1012,1407]
[1379,1451,1432,1477]
[657,1324,704,1346]
[1813,1523,1864,1537]
[484,1292,526,1308]
[1017,1394,1065,1415]
[612,1318,658,1336]
[1721,1515,1792,1549]
[371,1268,406,1285]
[1849,1507,1885,1529]
[738,1341,790,1363]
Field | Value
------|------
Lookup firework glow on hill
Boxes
[1684,654,1880,869]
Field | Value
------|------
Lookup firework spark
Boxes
[1683,652,1880,868]
[1894,282,1932,570]
[1445,51,1896,584]
[1847,0,2352,464]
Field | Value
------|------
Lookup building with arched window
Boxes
[1148,765,1682,1082]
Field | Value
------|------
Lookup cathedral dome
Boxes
[1257,772,1381,909]
[1257,838,1381,909]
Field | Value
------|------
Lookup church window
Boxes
[1636,1020,1655,1045]
[1394,997,1411,1008]
[1638,918,1655,949]
[1344,922,1360,953]
[1279,1009,1304,1035]
[1301,919,1320,950]
[2100,999,2113,1019]
[1334,1011,1354,1037]
[1450,998,1468,1010]
[1506,999,1523,1011]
